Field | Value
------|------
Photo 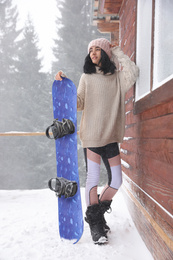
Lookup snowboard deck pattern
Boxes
[52,78,83,243]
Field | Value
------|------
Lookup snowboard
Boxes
[48,78,83,243]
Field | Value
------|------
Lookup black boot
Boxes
[99,200,112,233]
[85,204,108,245]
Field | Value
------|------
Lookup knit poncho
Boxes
[77,47,139,148]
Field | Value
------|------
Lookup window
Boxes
[153,0,173,89]
[135,0,173,104]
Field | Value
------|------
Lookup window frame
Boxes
[134,0,173,114]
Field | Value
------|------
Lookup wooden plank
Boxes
[111,31,119,45]
[97,21,119,32]
[121,138,173,164]
[139,158,173,213]
[103,6,121,15]
[105,0,122,5]
[139,114,173,139]
[134,79,173,115]
[121,138,138,153]
[123,174,173,239]
[99,1,122,15]
[105,0,122,3]
[0,132,47,137]
[140,99,173,121]
[120,0,136,43]
[94,0,99,8]
[98,0,105,14]
[137,139,173,164]
[122,183,173,259]
[104,2,122,8]
[121,151,173,214]
[124,113,173,139]
[121,149,173,192]
[0,132,79,137]
[122,138,173,158]
[93,10,98,17]
[126,99,173,135]
[125,97,134,113]
[125,85,134,101]
[121,20,136,56]
[125,110,139,125]
[124,123,139,138]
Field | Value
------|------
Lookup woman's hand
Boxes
[55,71,63,81]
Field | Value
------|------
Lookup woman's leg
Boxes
[84,148,101,206]
[99,143,122,202]
[84,148,108,244]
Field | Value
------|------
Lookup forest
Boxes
[0,0,109,189]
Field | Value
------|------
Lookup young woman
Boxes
[55,38,139,245]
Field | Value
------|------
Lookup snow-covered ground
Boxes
[0,187,153,260]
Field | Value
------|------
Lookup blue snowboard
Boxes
[52,78,83,243]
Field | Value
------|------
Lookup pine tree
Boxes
[15,16,44,131]
[51,0,107,86]
[17,16,43,87]
[0,0,22,131]
[0,0,21,85]
[0,2,56,189]
[14,16,55,188]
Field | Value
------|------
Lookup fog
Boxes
[0,0,109,189]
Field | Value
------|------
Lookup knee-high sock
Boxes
[100,154,122,201]
[85,149,101,206]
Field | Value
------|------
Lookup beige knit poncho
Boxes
[77,47,139,148]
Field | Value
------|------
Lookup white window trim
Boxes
[135,0,153,101]
[153,0,173,90]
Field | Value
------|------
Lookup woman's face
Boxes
[89,46,101,66]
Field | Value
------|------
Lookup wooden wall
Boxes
[118,0,173,259]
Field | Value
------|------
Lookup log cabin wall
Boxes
[118,0,173,259]
[92,0,173,259]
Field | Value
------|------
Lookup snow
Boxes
[0,187,153,260]
[121,159,130,169]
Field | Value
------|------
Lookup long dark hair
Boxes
[83,49,116,75]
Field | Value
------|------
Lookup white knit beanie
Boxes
[88,38,112,59]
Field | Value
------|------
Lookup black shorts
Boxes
[83,142,120,185]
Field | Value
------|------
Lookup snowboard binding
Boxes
[46,118,75,140]
[48,177,78,198]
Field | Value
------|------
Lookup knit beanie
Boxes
[88,38,112,59]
